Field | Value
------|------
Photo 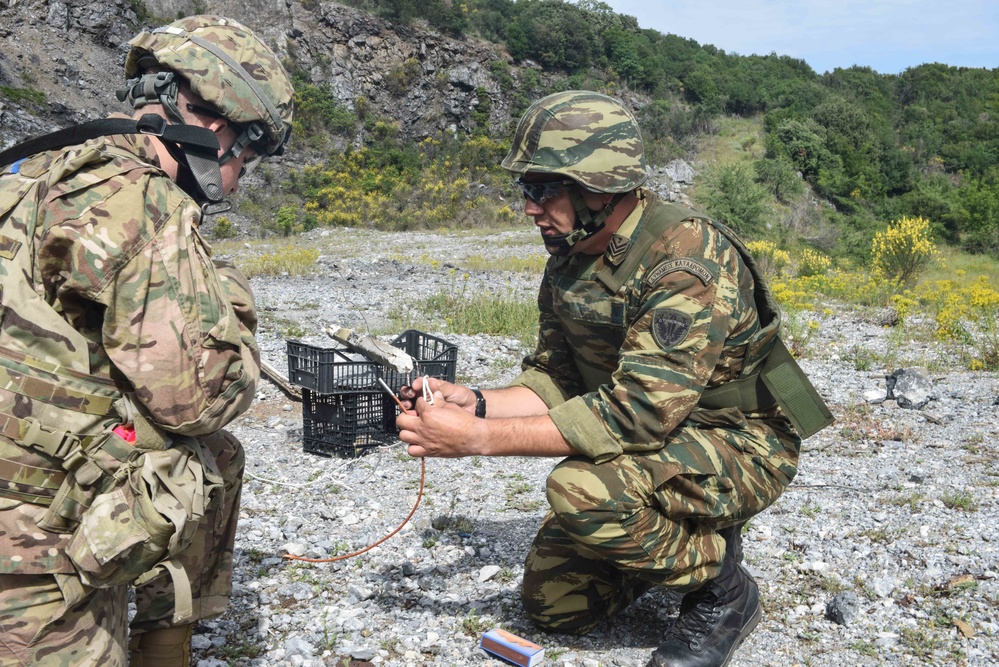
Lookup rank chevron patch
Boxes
[605,234,631,264]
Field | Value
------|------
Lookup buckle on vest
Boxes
[20,418,82,460]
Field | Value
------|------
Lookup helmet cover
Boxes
[501,90,647,193]
[125,15,294,155]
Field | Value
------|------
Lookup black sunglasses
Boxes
[514,177,574,204]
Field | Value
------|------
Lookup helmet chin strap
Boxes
[117,69,230,214]
[544,190,628,256]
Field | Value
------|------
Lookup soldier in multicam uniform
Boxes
[0,15,293,667]
[398,91,831,667]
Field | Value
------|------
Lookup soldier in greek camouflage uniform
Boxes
[0,16,293,667]
[397,91,830,667]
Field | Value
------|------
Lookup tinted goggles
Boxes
[514,177,573,204]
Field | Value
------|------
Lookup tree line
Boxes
[331,0,999,258]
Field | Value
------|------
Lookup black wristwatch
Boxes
[471,387,486,418]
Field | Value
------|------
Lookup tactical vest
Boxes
[0,142,222,622]
[587,196,832,439]
[0,145,127,506]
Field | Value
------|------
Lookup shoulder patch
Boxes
[645,258,714,287]
[651,308,692,349]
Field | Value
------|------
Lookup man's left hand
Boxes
[396,394,486,458]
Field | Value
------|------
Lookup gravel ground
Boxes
[193,227,999,667]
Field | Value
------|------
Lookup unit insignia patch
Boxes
[651,308,692,349]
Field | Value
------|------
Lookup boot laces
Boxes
[669,588,723,650]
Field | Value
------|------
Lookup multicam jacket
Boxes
[513,192,779,464]
[0,126,259,574]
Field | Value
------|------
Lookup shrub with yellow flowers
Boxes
[913,275,999,369]
[746,240,790,279]
[795,248,832,277]
[871,216,937,285]
[286,129,515,232]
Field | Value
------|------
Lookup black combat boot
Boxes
[646,556,761,667]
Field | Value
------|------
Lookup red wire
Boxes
[283,390,424,564]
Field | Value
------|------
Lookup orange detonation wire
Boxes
[283,382,425,563]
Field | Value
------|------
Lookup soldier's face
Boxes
[519,175,570,249]
[217,131,258,195]
[519,175,606,254]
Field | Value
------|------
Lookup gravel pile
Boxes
[195,227,999,667]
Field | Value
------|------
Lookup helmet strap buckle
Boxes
[136,114,167,137]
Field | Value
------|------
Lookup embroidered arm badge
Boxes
[645,258,714,287]
[651,308,692,349]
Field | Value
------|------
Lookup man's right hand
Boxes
[398,377,477,414]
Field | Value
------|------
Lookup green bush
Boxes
[697,163,773,237]
[754,157,804,203]
[212,216,237,240]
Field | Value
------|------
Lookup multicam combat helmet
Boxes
[501,90,647,193]
[123,15,294,157]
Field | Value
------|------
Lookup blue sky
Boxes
[597,0,998,75]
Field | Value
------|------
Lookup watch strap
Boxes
[471,387,486,418]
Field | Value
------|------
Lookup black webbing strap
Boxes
[0,115,219,169]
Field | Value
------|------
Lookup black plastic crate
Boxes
[287,330,457,394]
[286,341,379,392]
[386,329,458,389]
[302,389,398,458]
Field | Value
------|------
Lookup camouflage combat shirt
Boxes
[512,192,763,463]
[0,125,259,573]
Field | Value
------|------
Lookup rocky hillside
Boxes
[1,0,702,218]
[1,0,567,150]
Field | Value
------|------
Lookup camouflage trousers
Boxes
[0,430,244,667]
[521,411,799,634]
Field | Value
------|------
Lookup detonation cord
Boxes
[282,386,425,564]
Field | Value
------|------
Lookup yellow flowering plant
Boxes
[746,240,790,279]
[871,216,937,285]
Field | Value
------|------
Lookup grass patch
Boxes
[400,273,538,343]
[460,254,547,274]
[0,85,46,106]
[691,115,764,171]
[228,244,320,278]
[923,246,999,289]
[462,610,491,635]
[941,490,977,511]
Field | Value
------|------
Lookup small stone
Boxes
[283,636,314,658]
[478,565,502,583]
[886,368,934,409]
[872,577,896,598]
[280,543,306,557]
[826,591,860,625]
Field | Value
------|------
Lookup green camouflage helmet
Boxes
[125,15,294,155]
[501,90,647,193]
